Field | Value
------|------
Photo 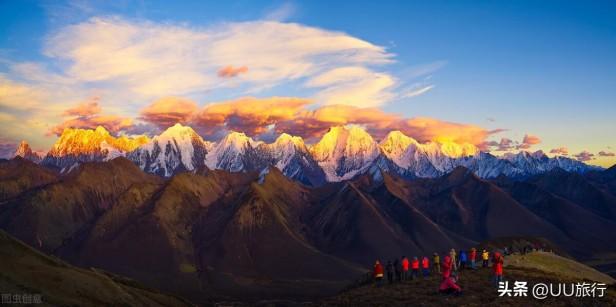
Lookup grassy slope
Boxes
[317,252,616,306]
[506,251,615,285]
[0,230,192,306]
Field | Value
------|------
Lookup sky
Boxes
[0,0,615,167]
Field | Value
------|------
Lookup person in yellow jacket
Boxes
[482,250,490,268]
[433,252,441,273]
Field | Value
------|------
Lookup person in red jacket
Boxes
[411,256,420,280]
[421,256,430,278]
[492,252,504,287]
[442,255,452,279]
[401,256,410,281]
[439,272,462,295]
[374,260,384,287]
[469,248,477,269]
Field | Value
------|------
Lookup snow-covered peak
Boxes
[47,126,147,157]
[128,123,210,176]
[379,131,419,155]
[379,131,421,170]
[500,150,596,175]
[205,131,259,172]
[266,133,308,156]
[217,131,259,150]
[141,123,207,171]
[437,140,478,158]
[145,124,204,149]
[311,126,379,161]
[531,150,547,159]
[310,126,380,181]
[274,133,306,149]
[13,140,42,162]
[159,123,200,139]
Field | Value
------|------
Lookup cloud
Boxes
[275,104,397,139]
[522,134,542,145]
[0,76,45,111]
[402,84,434,98]
[574,150,595,162]
[0,137,17,159]
[140,97,199,129]
[549,147,569,155]
[598,151,615,157]
[496,138,514,151]
[180,97,498,145]
[62,97,102,117]
[218,65,249,78]
[306,66,396,107]
[517,134,542,149]
[50,99,133,136]
[394,117,493,145]
[404,60,447,78]
[44,17,394,104]
[275,104,495,144]
[192,97,313,136]
[264,2,296,21]
[50,115,134,136]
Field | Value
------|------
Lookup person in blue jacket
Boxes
[459,250,468,270]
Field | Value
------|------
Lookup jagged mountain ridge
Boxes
[41,126,149,170]
[33,124,601,183]
[13,141,43,163]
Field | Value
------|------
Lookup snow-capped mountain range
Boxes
[22,124,599,184]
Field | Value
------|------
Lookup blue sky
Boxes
[0,0,615,166]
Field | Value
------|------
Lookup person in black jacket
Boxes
[386,260,394,284]
[394,259,402,282]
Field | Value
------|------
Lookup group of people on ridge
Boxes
[373,247,506,296]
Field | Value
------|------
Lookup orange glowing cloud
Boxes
[50,99,134,136]
[550,147,569,155]
[517,134,542,149]
[394,117,493,145]
[574,150,595,162]
[62,97,102,117]
[50,115,134,136]
[140,97,198,129]
[275,105,495,145]
[192,96,312,135]
[275,105,397,138]
[598,151,615,157]
[137,96,499,146]
[218,65,248,78]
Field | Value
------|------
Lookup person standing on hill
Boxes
[422,256,430,278]
[492,252,504,287]
[411,256,420,280]
[482,250,489,267]
[442,255,452,279]
[469,248,477,269]
[386,260,394,284]
[374,260,384,287]
[449,248,458,271]
[401,256,410,281]
[433,253,441,274]
[394,258,401,282]
[459,250,468,270]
